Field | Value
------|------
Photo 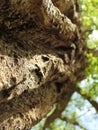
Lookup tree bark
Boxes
[0,0,87,129]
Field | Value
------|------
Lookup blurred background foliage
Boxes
[31,0,98,129]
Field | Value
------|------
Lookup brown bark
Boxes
[0,0,87,130]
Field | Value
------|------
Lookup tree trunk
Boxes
[0,0,87,129]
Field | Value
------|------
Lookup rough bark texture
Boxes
[0,0,87,130]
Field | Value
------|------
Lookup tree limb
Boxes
[41,0,79,40]
[75,87,98,112]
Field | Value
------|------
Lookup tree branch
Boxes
[0,84,58,129]
[43,84,76,129]
[75,87,98,112]
[41,0,79,40]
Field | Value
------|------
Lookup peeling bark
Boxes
[0,0,87,130]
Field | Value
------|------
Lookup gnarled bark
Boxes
[0,0,87,130]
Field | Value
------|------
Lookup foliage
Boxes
[79,53,98,100]
[80,0,98,34]
[78,0,98,102]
